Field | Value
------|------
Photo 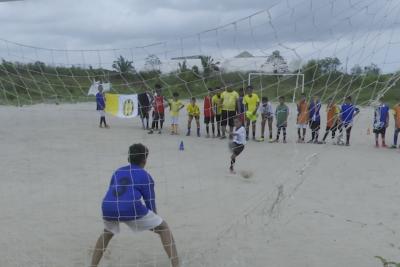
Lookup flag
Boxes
[87,81,112,96]
[105,94,138,118]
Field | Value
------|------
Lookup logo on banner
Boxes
[123,99,134,116]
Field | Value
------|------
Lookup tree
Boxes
[144,54,162,72]
[364,63,380,76]
[178,60,188,73]
[265,50,289,73]
[318,57,341,73]
[199,56,220,78]
[350,64,363,75]
[191,65,200,75]
[112,55,134,73]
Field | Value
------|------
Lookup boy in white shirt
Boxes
[259,96,274,142]
[229,117,246,173]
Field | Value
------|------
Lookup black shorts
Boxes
[153,112,165,122]
[139,106,150,118]
[309,121,320,131]
[204,116,215,124]
[230,142,245,156]
[221,110,236,127]
[373,127,386,135]
[215,114,222,123]
[326,123,338,132]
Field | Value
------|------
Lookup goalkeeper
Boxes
[90,144,179,267]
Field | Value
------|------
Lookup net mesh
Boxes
[1,0,400,266]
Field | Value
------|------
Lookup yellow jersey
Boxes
[168,99,183,117]
[187,103,200,117]
[221,91,239,111]
[212,94,222,115]
[243,93,260,113]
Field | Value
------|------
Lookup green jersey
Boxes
[275,104,289,127]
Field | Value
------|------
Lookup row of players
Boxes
[97,84,400,148]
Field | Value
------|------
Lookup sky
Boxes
[0,0,400,72]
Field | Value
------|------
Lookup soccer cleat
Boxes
[283,139,287,143]
[158,130,162,134]
[186,131,190,136]
[390,145,397,149]
[148,129,154,134]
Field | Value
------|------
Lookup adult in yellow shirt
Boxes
[243,85,260,140]
[168,92,184,135]
[212,88,223,137]
[186,97,201,137]
[221,87,239,138]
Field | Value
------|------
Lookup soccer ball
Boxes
[239,170,253,179]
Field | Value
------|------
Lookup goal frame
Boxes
[247,72,305,103]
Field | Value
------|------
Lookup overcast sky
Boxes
[1,0,399,72]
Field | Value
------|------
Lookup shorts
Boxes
[103,210,163,234]
[189,115,200,120]
[326,123,338,131]
[262,113,273,121]
[171,116,179,125]
[98,110,106,117]
[153,112,165,122]
[309,121,320,131]
[373,127,386,135]
[221,110,236,127]
[204,116,215,124]
[215,114,222,123]
[230,142,245,156]
[139,106,150,118]
[297,123,307,129]
[245,111,257,122]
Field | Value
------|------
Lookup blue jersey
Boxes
[309,101,321,123]
[238,96,245,114]
[341,103,359,124]
[96,92,105,110]
[102,164,156,221]
[374,104,389,129]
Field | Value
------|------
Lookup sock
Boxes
[206,125,209,134]
[297,129,301,139]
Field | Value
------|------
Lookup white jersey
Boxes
[260,102,273,117]
[233,126,246,145]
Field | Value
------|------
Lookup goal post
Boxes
[247,72,304,103]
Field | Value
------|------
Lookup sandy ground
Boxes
[0,102,399,267]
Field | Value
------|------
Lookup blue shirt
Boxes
[309,100,321,123]
[102,164,156,221]
[96,92,105,110]
[374,104,389,129]
[341,103,359,124]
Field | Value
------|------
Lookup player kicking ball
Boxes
[229,117,246,174]
[90,144,179,267]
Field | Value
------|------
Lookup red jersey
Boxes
[204,96,214,118]
[153,95,165,113]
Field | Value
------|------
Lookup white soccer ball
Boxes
[239,170,253,179]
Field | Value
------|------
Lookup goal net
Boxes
[1,0,400,266]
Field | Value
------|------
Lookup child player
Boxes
[186,97,201,137]
[212,88,223,137]
[274,96,289,143]
[148,84,166,134]
[204,88,215,138]
[308,95,322,144]
[138,89,153,130]
[296,93,308,143]
[168,92,184,135]
[96,84,109,128]
[391,99,400,148]
[243,85,260,141]
[337,96,360,146]
[322,98,340,144]
[373,99,389,148]
[229,117,246,174]
[90,143,179,267]
[259,97,274,142]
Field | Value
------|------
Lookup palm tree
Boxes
[112,55,134,74]
[199,56,220,77]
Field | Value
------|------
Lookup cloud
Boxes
[0,0,399,72]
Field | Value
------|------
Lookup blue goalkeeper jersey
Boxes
[102,164,156,221]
